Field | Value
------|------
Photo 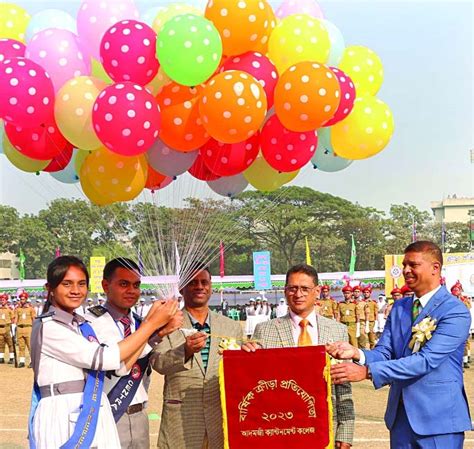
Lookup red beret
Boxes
[19,292,29,299]
[321,285,329,292]
[391,286,402,295]
[362,286,372,293]
[342,284,353,293]
[400,285,412,294]
[450,280,463,293]
[352,285,362,292]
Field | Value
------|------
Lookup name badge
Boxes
[22,313,26,320]
[1,314,4,320]
[346,310,350,316]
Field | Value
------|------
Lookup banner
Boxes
[253,251,272,290]
[384,254,405,296]
[220,347,332,449]
[90,257,106,293]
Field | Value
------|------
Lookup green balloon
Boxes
[157,14,222,86]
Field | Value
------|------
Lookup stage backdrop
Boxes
[220,346,333,449]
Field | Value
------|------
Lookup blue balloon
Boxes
[25,9,77,42]
[323,20,345,67]
[312,127,353,172]
[49,149,80,184]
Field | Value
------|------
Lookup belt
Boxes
[17,324,32,328]
[126,403,145,415]
[0,325,5,328]
[39,380,85,398]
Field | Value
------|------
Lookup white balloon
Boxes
[207,174,248,198]
[147,139,198,177]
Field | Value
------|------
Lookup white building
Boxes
[0,252,20,280]
[430,196,474,224]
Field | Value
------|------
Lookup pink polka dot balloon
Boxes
[25,28,90,93]
[92,82,161,156]
[221,52,278,108]
[188,154,221,181]
[0,38,25,63]
[200,133,260,177]
[100,20,159,85]
[260,114,318,172]
[0,57,55,127]
[5,120,70,160]
[323,67,356,127]
[276,0,324,20]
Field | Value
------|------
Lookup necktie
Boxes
[120,315,132,337]
[192,322,211,371]
[412,298,421,322]
[298,319,312,347]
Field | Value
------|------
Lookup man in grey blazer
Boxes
[243,264,355,448]
[152,265,242,449]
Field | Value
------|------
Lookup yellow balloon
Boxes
[338,45,384,96]
[90,58,113,85]
[80,147,148,205]
[244,155,299,192]
[152,3,202,35]
[331,96,394,160]
[268,14,330,74]
[0,3,30,42]
[55,76,107,151]
[3,133,50,172]
[145,67,172,96]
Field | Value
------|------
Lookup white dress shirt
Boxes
[289,308,319,346]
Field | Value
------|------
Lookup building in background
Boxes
[431,196,474,224]
[0,253,20,280]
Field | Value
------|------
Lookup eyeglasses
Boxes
[284,285,316,296]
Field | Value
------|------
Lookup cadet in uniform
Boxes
[15,291,35,367]
[451,281,471,369]
[354,285,368,349]
[0,293,15,364]
[338,285,358,347]
[363,286,378,349]
[319,285,337,319]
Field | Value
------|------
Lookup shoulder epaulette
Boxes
[87,305,108,317]
[36,311,55,321]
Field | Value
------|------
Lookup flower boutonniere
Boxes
[409,317,437,353]
[219,337,241,352]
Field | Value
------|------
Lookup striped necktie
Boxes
[119,315,132,337]
[412,298,421,322]
[298,319,312,346]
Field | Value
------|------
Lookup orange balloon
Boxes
[199,70,267,144]
[274,62,341,132]
[205,0,275,56]
[156,82,210,152]
[145,165,167,190]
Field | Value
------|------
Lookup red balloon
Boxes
[5,120,70,160]
[100,20,159,85]
[0,38,26,62]
[200,133,260,177]
[324,67,356,127]
[43,145,74,172]
[92,82,161,156]
[188,154,221,181]
[0,57,54,127]
[145,164,173,191]
[260,114,317,172]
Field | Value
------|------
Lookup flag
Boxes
[305,236,312,266]
[349,235,356,275]
[411,220,417,243]
[55,247,61,258]
[137,244,144,275]
[219,241,225,278]
[19,249,26,281]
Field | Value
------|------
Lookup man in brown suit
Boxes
[0,293,15,364]
[15,291,35,367]
[153,265,242,449]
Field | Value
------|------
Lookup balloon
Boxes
[156,82,209,152]
[221,51,278,108]
[260,114,317,172]
[74,149,91,174]
[55,76,107,151]
[77,0,140,60]
[207,173,248,197]
[145,165,173,191]
[274,62,340,132]
[5,120,69,160]
[145,67,172,96]
[311,127,352,172]
[204,0,276,56]
[100,20,159,85]
[0,121,3,154]
[25,9,77,42]
[323,20,345,67]
[323,67,355,127]
[243,155,299,192]
[331,96,394,160]
[152,3,202,35]
[338,45,384,96]
[141,6,166,27]
[92,82,161,155]
[268,14,330,74]
[0,38,25,62]
[49,149,82,183]
[2,132,51,172]
[26,28,90,92]
[43,145,74,172]
[276,0,324,19]
[91,58,113,84]
[199,70,267,143]
[156,14,222,86]
[0,3,30,42]
[147,139,198,177]
[0,57,55,127]
[80,146,147,204]
[188,154,220,181]
[200,133,260,177]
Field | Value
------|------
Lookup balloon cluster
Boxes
[0,0,394,205]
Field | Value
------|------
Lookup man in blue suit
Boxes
[327,241,472,448]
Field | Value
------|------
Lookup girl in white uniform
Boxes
[30,256,179,449]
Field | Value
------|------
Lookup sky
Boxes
[0,0,473,216]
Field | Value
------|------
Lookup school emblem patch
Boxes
[131,363,141,380]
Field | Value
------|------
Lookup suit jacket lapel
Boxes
[400,299,414,354]
[277,315,295,347]
[206,311,220,379]
[184,310,205,376]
